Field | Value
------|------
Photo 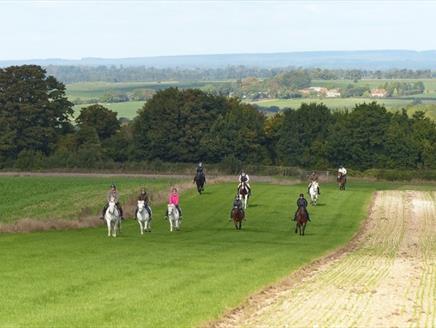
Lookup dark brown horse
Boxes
[337,172,346,190]
[231,207,245,230]
[193,172,206,194]
[295,207,308,236]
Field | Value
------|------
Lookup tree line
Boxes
[0,65,435,171]
[46,65,434,84]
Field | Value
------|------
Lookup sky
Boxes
[1,0,436,60]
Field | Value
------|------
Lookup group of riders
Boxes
[99,162,348,225]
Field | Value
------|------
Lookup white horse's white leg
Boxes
[113,220,117,237]
[170,217,173,232]
[138,219,143,235]
[106,219,111,237]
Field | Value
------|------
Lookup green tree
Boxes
[76,104,120,140]
[276,103,333,167]
[132,88,228,162]
[201,99,268,163]
[0,65,73,161]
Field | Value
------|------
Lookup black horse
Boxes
[193,172,206,194]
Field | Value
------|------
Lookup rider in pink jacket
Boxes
[166,188,183,218]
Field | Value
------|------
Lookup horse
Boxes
[294,207,308,236]
[309,181,319,206]
[193,172,206,194]
[337,172,346,190]
[238,182,250,209]
[105,199,121,237]
[136,200,152,234]
[231,207,245,230]
[167,204,181,232]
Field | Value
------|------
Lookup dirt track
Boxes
[212,191,435,328]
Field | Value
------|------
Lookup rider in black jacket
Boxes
[294,193,311,221]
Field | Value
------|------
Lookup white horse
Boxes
[137,200,152,234]
[309,181,319,206]
[105,199,121,237]
[167,204,180,232]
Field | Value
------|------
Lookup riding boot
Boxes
[176,205,182,219]
[100,204,108,220]
[134,208,138,220]
[117,204,124,220]
[146,206,152,219]
[318,187,320,195]
[164,209,168,220]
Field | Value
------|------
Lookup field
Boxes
[73,101,144,120]
[0,176,390,327]
[217,190,436,327]
[67,79,436,121]
[250,97,426,110]
[66,81,229,101]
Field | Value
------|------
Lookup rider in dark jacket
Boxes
[229,194,244,221]
[196,162,204,175]
[101,184,124,220]
[294,193,310,221]
[135,188,152,219]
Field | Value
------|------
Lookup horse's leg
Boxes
[106,219,111,237]
[139,219,144,235]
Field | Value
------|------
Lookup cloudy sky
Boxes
[1,0,435,60]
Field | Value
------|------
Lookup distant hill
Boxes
[2,50,436,69]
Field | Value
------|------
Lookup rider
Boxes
[338,165,348,182]
[100,184,124,220]
[308,171,320,195]
[134,188,152,220]
[196,162,204,176]
[294,193,311,222]
[165,187,182,219]
[229,194,244,221]
[238,170,252,195]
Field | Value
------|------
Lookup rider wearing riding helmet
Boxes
[238,170,252,195]
[229,194,244,221]
[294,193,310,222]
[196,162,204,175]
[308,171,320,195]
[338,165,348,182]
[135,188,152,220]
[165,187,182,219]
[101,184,124,220]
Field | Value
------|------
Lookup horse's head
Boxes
[312,181,319,188]
[167,204,175,215]
[137,200,145,212]
[108,200,116,214]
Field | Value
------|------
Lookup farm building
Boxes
[370,88,388,97]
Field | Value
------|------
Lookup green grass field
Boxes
[73,101,144,120]
[249,97,425,110]
[67,79,436,121]
[0,176,418,327]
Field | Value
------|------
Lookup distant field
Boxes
[68,79,436,121]
[250,97,428,110]
[312,78,436,96]
[66,80,231,101]
[73,101,144,120]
